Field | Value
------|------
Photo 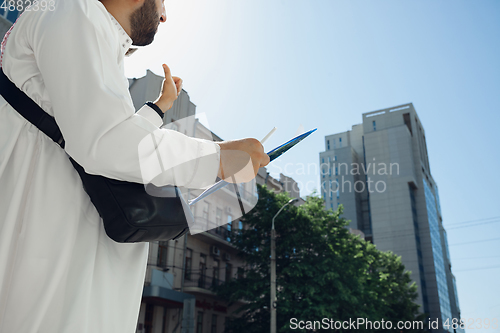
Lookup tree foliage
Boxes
[215,185,428,332]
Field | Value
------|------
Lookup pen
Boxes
[261,127,277,144]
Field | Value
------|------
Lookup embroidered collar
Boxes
[107,13,134,56]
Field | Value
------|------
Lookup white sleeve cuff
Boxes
[136,104,163,128]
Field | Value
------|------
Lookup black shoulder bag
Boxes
[0,69,193,243]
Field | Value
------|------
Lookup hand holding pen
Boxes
[216,128,275,184]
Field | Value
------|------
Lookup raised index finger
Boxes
[162,64,172,78]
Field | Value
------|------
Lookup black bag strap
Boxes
[0,69,65,148]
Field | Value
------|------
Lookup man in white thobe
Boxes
[0,0,269,332]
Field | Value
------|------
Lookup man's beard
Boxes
[130,0,160,46]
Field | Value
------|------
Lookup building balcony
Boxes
[183,273,227,295]
[191,217,238,250]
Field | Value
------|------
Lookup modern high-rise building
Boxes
[319,103,462,333]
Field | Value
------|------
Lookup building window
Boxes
[226,217,232,242]
[215,208,222,234]
[199,254,207,288]
[339,137,342,148]
[157,241,168,268]
[334,155,337,161]
[197,312,204,333]
[373,120,376,131]
[212,260,220,287]
[403,113,413,135]
[185,248,192,280]
[322,158,324,163]
[202,201,210,221]
[225,263,232,282]
[335,167,338,176]
[239,183,246,200]
[333,140,336,149]
[211,315,218,333]
[327,140,330,150]
[5,8,19,23]
[144,304,154,333]
[238,221,243,231]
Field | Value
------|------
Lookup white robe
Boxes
[0,0,220,332]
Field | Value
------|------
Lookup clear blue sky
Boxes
[125,0,500,329]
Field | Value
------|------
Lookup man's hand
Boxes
[217,138,270,184]
[154,64,183,113]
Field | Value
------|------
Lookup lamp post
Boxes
[271,198,298,333]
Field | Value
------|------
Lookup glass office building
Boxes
[1,3,22,39]
[320,103,463,333]
[1,7,20,23]
[424,178,452,325]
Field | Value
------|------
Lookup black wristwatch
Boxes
[146,102,164,119]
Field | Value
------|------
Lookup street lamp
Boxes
[270,197,298,333]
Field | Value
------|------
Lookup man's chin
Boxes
[132,33,156,47]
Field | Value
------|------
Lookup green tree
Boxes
[215,185,428,332]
